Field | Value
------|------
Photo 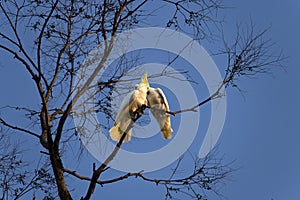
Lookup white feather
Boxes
[109,73,149,142]
[147,87,173,139]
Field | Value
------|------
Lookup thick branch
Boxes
[82,120,134,200]
[52,0,133,155]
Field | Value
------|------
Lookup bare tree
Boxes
[0,131,56,200]
[0,0,284,200]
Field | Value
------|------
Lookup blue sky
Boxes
[0,0,300,199]
[217,0,300,199]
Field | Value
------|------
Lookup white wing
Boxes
[109,73,149,142]
[109,91,134,142]
[147,87,173,139]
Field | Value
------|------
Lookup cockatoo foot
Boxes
[130,103,148,120]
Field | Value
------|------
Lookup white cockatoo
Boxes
[109,73,150,142]
[147,87,173,139]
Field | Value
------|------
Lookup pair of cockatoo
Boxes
[109,73,173,142]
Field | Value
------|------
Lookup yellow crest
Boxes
[140,72,149,88]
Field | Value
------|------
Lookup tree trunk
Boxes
[50,147,73,200]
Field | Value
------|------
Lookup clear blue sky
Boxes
[215,0,300,199]
[0,0,299,199]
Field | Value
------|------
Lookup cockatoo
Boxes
[109,73,150,142]
[147,87,173,139]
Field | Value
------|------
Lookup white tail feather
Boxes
[109,124,132,142]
